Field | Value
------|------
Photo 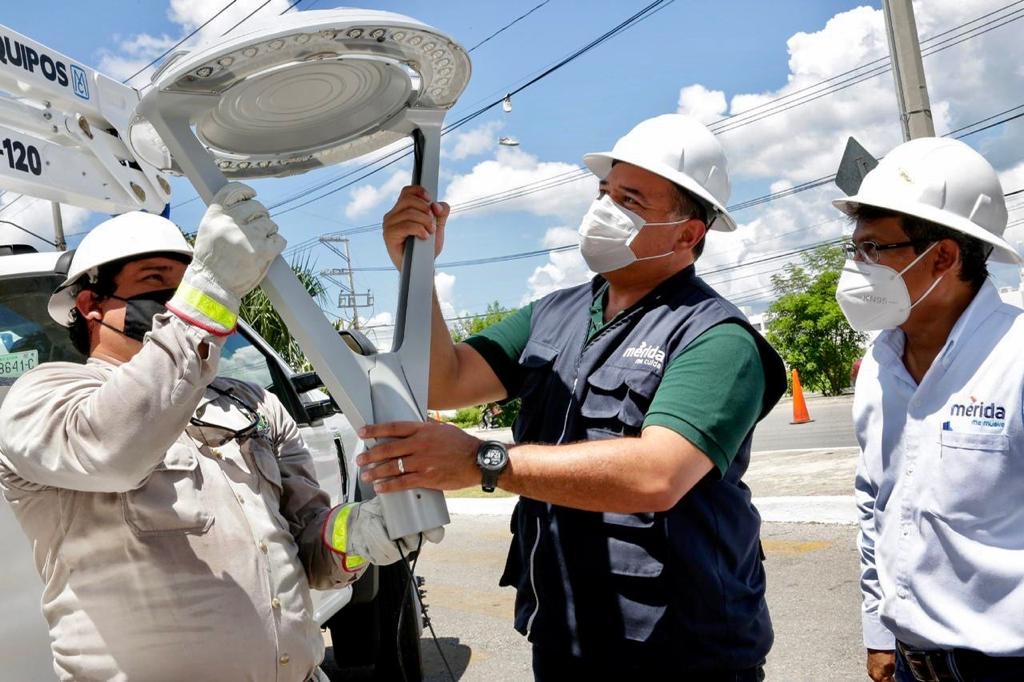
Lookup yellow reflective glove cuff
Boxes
[325,503,367,572]
[168,281,238,336]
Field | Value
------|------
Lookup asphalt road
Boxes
[334,394,868,681]
[407,517,862,682]
[751,393,858,452]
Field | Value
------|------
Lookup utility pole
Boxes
[320,236,374,329]
[882,0,935,140]
[51,202,66,250]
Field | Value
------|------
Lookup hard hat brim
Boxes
[833,195,1022,264]
[583,151,738,232]
[46,246,193,326]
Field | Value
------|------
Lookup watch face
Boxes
[480,444,507,470]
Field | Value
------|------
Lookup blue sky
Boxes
[2,0,1023,349]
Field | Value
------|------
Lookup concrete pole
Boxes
[342,238,360,330]
[883,0,935,140]
[50,202,66,250]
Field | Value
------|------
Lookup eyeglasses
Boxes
[842,239,932,264]
[189,386,261,441]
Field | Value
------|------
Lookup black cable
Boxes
[396,536,457,682]
[467,0,553,53]
[262,0,673,216]
[0,219,56,247]
[953,110,1024,139]
[123,0,240,83]
[711,9,1024,135]
[945,103,1024,136]
[267,0,1018,221]
[219,0,274,37]
[707,2,1024,133]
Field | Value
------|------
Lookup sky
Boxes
[2,0,1023,351]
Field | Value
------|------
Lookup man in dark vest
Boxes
[358,114,786,680]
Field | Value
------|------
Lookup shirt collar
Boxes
[871,280,1002,372]
[937,279,1001,368]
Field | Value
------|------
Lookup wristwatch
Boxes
[476,440,509,493]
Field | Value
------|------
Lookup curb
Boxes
[445,494,857,525]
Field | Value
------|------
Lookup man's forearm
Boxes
[427,288,460,403]
[501,428,713,513]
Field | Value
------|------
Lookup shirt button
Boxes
[271,597,281,609]
[211,449,223,459]
[236,494,244,504]
[279,654,290,665]
[897,588,908,599]
[258,541,268,553]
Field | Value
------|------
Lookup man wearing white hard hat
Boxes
[834,137,1024,682]
[360,114,786,679]
[0,184,426,682]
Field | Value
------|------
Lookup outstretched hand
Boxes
[357,420,482,493]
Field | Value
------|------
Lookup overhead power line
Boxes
[467,1,552,52]
[709,2,1024,135]
[123,1,240,83]
[264,0,675,216]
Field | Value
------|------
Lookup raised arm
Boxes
[382,185,506,408]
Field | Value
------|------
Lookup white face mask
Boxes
[577,194,687,273]
[835,242,945,331]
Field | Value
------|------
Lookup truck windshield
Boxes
[0,273,86,402]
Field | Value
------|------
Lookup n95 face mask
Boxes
[835,243,943,331]
[577,195,685,273]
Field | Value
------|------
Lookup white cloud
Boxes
[444,121,502,161]
[434,271,458,320]
[695,2,1024,184]
[344,169,410,220]
[523,226,591,304]
[99,0,294,82]
[677,84,727,125]
[443,147,595,223]
[671,0,1024,307]
[0,196,91,252]
[1000,161,1024,251]
[358,311,395,351]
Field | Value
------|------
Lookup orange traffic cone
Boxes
[790,368,814,424]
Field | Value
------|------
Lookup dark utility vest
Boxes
[498,266,786,671]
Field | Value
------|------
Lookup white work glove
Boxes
[322,497,445,573]
[166,182,285,336]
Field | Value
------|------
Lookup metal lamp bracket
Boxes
[132,10,471,541]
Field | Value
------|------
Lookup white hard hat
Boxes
[583,114,736,231]
[48,212,192,325]
[833,137,1021,264]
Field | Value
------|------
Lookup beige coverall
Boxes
[0,314,353,682]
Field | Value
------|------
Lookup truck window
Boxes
[0,274,85,403]
[219,331,275,390]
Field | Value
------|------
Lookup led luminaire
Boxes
[130,9,470,179]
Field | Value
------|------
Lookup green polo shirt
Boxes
[463,287,766,475]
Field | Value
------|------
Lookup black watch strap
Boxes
[476,440,509,493]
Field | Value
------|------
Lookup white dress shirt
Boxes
[854,280,1024,653]
[0,315,352,681]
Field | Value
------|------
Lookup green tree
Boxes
[450,301,521,428]
[239,254,327,370]
[765,244,867,396]
[451,301,515,342]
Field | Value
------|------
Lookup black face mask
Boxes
[98,288,176,343]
